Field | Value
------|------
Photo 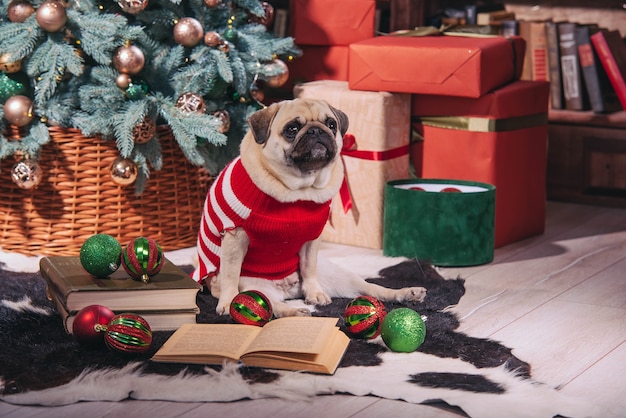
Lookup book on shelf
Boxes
[591,29,626,110]
[40,256,202,313]
[518,21,532,80]
[151,316,350,375]
[529,21,549,82]
[545,21,564,109]
[46,285,199,333]
[576,25,623,114]
[558,22,588,110]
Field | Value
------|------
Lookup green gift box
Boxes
[383,179,495,266]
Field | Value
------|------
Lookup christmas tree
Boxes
[0,0,300,192]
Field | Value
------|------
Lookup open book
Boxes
[152,316,350,375]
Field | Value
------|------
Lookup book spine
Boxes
[558,23,585,110]
[501,20,519,37]
[576,26,606,113]
[518,21,533,81]
[591,31,626,110]
[39,257,74,303]
[545,22,563,109]
[530,22,549,82]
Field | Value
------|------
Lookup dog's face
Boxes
[247,98,349,176]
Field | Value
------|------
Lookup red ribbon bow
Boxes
[339,133,409,214]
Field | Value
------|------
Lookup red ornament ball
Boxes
[104,313,152,354]
[409,186,425,191]
[72,304,115,347]
[230,290,273,326]
[121,236,164,283]
[343,296,387,339]
[441,187,461,193]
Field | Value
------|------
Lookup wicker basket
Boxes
[0,125,212,256]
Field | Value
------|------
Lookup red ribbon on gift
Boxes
[339,133,409,214]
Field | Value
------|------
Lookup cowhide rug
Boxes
[0,250,597,417]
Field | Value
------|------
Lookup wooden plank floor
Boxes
[1,201,625,417]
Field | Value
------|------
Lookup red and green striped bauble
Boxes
[104,313,152,354]
[229,290,273,326]
[343,296,387,339]
[121,236,163,283]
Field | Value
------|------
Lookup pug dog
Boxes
[193,98,426,317]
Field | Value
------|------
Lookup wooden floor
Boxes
[1,201,625,417]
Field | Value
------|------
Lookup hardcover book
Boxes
[591,29,626,110]
[545,21,563,109]
[558,22,588,110]
[40,256,202,312]
[529,21,549,82]
[576,26,622,113]
[152,316,350,375]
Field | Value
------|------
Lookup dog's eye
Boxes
[283,123,299,141]
[325,118,337,134]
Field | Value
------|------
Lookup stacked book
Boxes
[41,256,202,333]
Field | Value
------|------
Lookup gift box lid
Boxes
[412,80,550,119]
[290,0,376,46]
[349,35,526,98]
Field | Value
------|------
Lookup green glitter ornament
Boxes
[380,307,426,353]
[125,78,149,100]
[0,71,32,104]
[79,234,122,278]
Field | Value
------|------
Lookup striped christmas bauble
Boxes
[121,236,163,283]
[229,290,273,326]
[104,313,152,354]
[343,296,387,339]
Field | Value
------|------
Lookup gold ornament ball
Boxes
[203,0,221,7]
[204,31,222,47]
[132,116,156,144]
[173,17,204,47]
[11,159,43,190]
[3,95,34,127]
[264,59,289,88]
[113,44,145,75]
[8,0,35,23]
[115,73,132,89]
[0,54,22,74]
[35,0,67,32]
[176,92,206,114]
[117,0,149,14]
[109,157,138,186]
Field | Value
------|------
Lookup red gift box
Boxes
[290,0,375,46]
[349,35,526,98]
[288,46,349,85]
[411,80,550,247]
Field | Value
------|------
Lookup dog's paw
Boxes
[294,308,313,317]
[304,291,332,306]
[215,301,230,316]
[401,287,427,303]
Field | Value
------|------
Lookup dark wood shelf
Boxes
[549,109,626,130]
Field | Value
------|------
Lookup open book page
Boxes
[243,316,340,355]
[152,323,262,362]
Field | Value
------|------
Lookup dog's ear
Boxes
[329,105,349,137]
[247,103,280,144]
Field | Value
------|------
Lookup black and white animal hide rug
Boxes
[0,253,595,417]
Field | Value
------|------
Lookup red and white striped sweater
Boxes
[192,157,332,283]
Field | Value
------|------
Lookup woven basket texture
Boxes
[0,125,211,256]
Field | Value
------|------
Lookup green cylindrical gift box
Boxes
[383,179,495,266]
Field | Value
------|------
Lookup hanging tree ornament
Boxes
[131,116,156,144]
[124,77,149,100]
[35,0,67,32]
[249,2,274,27]
[11,158,43,190]
[203,31,222,47]
[223,15,238,43]
[117,0,149,15]
[115,73,132,89]
[3,95,34,127]
[176,92,206,114]
[214,109,230,133]
[113,42,145,75]
[109,157,138,186]
[0,72,32,103]
[7,0,36,23]
[173,17,204,47]
[203,0,222,8]
[0,54,23,74]
[262,58,289,88]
